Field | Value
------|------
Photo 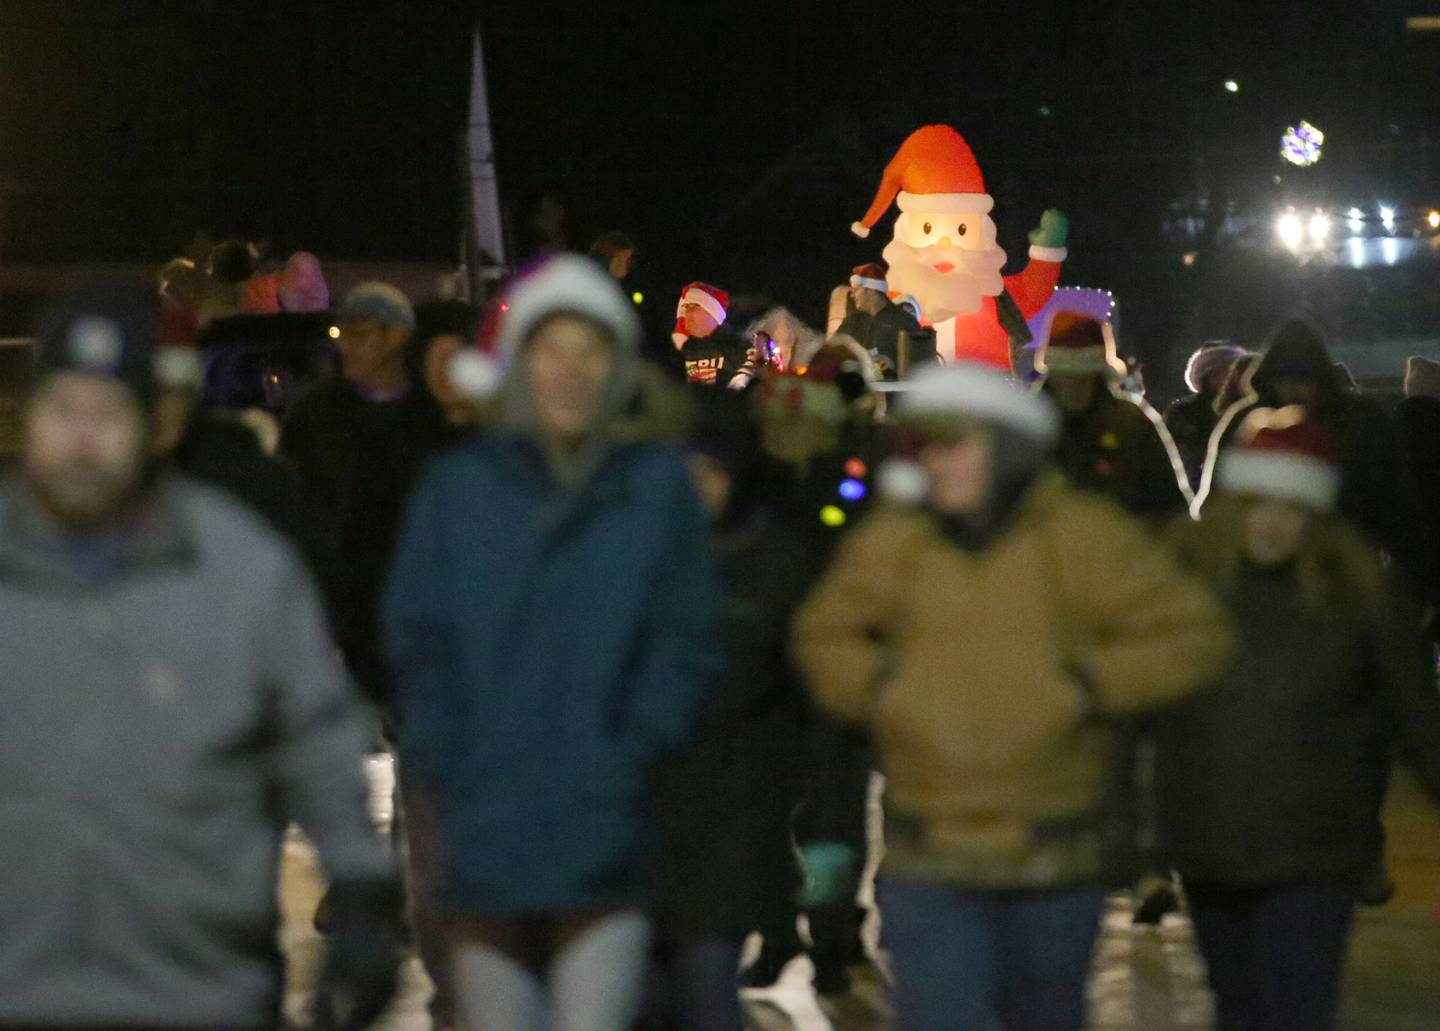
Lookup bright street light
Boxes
[1276,211,1304,250]
[1224,79,1239,93]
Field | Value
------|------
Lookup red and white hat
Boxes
[849,263,888,293]
[675,282,728,325]
[1218,407,1340,511]
[154,306,203,390]
[850,125,990,239]
[1035,311,1127,378]
[673,281,729,344]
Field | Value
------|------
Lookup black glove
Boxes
[314,878,405,1031]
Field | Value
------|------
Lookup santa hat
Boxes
[1184,343,1249,394]
[672,281,729,345]
[1217,407,1339,512]
[447,254,639,401]
[876,362,1057,504]
[154,306,203,390]
[1405,356,1440,398]
[901,362,1060,444]
[1035,311,1127,378]
[850,125,990,239]
[849,263,888,293]
[804,335,886,417]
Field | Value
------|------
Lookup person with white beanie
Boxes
[385,255,722,1030]
[794,362,1232,1030]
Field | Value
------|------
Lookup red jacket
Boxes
[940,250,1063,369]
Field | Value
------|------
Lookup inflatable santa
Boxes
[851,124,1068,370]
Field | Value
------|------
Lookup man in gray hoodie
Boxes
[0,279,400,1029]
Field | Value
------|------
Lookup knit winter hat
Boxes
[494,255,641,363]
[1405,356,1440,398]
[336,282,416,330]
[851,125,990,238]
[446,253,643,408]
[1034,311,1127,378]
[900,361,1060,445]
[1217,406,1339,511]
[1184,343,1250,394]
[849,263,888,292]
[34,278,160,411]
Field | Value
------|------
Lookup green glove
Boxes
[798,843,860,909]
[1028,209,1069,250]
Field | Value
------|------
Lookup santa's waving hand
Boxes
[851,125,1067,370]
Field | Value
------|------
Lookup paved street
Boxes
[281,771,1440,1029]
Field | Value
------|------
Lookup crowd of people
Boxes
[1,231,1439,1031]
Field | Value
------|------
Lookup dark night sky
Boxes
[1,0,1436,383]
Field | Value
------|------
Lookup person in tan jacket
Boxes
[793,362,1232,1031]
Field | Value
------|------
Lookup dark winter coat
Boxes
[680,324,753,387]
[174,413,311,555]
[651,521,821,940]
[280,379,450,708]
[836,302,937,378]
[1199,333,1428,589]
[1163,391,1219,491]
[384,431,722,916]
[1155,562,1440,887]
[1047,383,1190,520]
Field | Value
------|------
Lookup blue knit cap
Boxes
[336,282,415,330]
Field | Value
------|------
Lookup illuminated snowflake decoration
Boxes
[1280,121,1325,167]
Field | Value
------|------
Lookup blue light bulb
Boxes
[838,478,867,502]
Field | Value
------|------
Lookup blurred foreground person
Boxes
[0,280,399,1029]
[1196,318,1416,577]
[1158,409,1440,1031]
[641,389,818,1031]
[385,256,722,1030]
[743,369,881,998]
[794,363,1231,1031]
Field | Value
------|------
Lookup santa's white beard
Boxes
[882,238,1007,324]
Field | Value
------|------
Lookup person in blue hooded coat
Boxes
[385,255,723,1030]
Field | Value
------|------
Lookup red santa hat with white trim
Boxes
[447,253,640,401]
[672,281,729,345]
[1035,311,1127,379]
[849,263,888,293]
[850,125,991,239]
[1217,407,1340,512]
[876,361,1061,504]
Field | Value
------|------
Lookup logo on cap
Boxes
[68,316,124,372]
